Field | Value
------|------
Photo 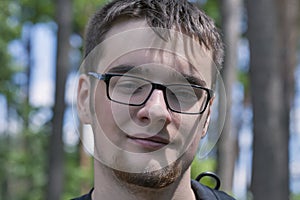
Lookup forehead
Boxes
[90,18,214,87]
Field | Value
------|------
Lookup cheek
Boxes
[93,83,122,142]
[94,84,110,126]
[182,134,202,169]
[181,121,203,157]
[189,132,202,154]
[171,115,204,154]
[177,115,204,138]
[93,86,136,146]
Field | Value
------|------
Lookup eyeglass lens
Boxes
[107,75,208,114]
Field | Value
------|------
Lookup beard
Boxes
[112,160,183,189]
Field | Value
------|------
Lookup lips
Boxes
[127,134,170,150]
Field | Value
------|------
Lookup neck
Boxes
[92,160,195,200]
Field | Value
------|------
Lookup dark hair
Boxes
[84,0,223,70]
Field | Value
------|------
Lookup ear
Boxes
[77,74,91,124]
[201,96,215,138]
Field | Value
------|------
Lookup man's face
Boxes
[78,18,215,187]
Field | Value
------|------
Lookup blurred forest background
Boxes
[0,0,299,199]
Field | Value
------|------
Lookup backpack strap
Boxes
[192,172,236,200]
[195,172,221,190]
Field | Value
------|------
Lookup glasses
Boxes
[88,72,214,115]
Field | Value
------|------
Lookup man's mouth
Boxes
[127,134,170,150]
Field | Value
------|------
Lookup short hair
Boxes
[84,0,224,71]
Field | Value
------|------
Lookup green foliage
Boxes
[291,193,300,200]
[0,1,22,97]
[196,0,221,26]
[238,70,250,102]
[0,129,49,200]
[63,152,93,199]
[73,0,108,35]
[0,0,108,199]
[19,0,54,23]
[191,157,217,189]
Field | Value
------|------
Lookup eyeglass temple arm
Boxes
[88,72,105,80]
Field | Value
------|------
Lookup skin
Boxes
[77,18,214,200]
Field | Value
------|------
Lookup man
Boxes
[74,0,235,199]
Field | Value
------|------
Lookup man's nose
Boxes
[136,89,172,124]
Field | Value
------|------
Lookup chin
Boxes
[113,160,183,189]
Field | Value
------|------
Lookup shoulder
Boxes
[191,180,236,200]
[71,182,236,200]
[71,188,93,200]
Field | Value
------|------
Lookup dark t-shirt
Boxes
[72,180,236,200]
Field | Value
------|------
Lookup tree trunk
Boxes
[280,0,299,113]
[46,0,72,199]
[217,0,242,192]
[246,0,296,199]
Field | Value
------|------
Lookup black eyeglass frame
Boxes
[88,72,214,115]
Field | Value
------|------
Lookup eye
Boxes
[170,86,199,102]
[114,80,138,93]
[118,80,138,89]
[113,77,151,95]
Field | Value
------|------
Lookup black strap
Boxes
[191,179,236,200]
[195,172,221,190]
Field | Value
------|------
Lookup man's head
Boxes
[84,0,223,70]
[77,0,223,189]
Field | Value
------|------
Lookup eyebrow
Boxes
[107,65,207,87]
[107,65,136,73]
[181,74,207,87]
